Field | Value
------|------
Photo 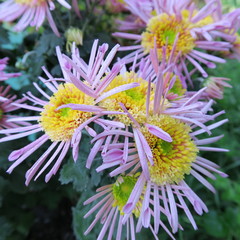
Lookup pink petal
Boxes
[145,123,172,142]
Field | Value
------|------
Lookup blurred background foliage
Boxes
[0,0,240,240]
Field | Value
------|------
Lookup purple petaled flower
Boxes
[86,49,229,235]
[86,48,218,173]
[113,0,238,82]
[0,85,28,130]
[0,57,21,81]
[0,0,71,36]
[83,44,191,169]
[83,173,175,240]
[0,40,133,185]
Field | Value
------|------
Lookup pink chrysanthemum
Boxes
[0,0,71,36]
[0,40,139,185]
[0,57,21,81]
[83,173,175,240]
[85,48,217,171]
[0,85,28,130]
[113,0,239,80]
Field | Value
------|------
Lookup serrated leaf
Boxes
[59,159,90,192]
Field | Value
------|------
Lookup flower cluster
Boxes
[0,0,239,239]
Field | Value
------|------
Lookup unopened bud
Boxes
[65,27,83,52]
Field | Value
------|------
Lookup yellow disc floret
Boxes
[39,83,94,142]
[142,115,198,185]
[100,71,153,126]
[142,12,196,60]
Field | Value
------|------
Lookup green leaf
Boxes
[5,74,30,91]
[1,28,27,50]
[35,33,64,57]
[59,159,90,192]
[202,211,228,238]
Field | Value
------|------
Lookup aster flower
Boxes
[86,47,215,172]
[0,40,140,185]
[83,45,194,169]
[113,0,234,81]
[0,85,28,130]
[0,57,21,81]
[0,0,71,36]
[83,173,175,240]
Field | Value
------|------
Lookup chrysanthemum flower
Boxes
[0,57,21,81]
[0,85,27,130]
[87,49,213,172]
[84,47,191,169]
[0,0,71,36]
[0,40,138,185]
[113,0,235,80]
[83,173,175,240]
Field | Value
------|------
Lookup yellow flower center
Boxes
[112,175,141,216]
[39,83,94,142]
[142,12,196,59]
[142,115,198,185]
[99,71,153,126]
[14,0,45,6]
